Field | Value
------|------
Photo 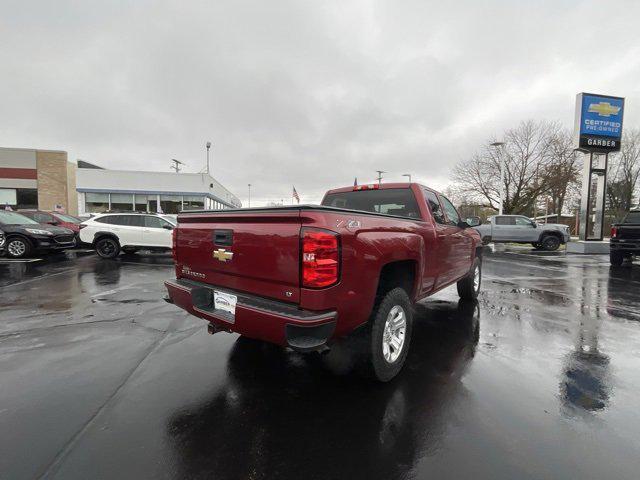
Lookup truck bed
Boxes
[179,204,423,221]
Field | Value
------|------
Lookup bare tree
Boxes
[453,120,576,216]
[543,129,581,223]
[607,128,640,219]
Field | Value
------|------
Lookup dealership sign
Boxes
[574,92,625,152]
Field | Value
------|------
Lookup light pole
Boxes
[248,183,252,208]
[402,173,412,183]
[491,141,506,214]
[206,141,212,175]
[376,170,386,185]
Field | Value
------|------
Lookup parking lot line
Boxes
[0,258,44,263]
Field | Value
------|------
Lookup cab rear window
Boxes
[322,188,421,219]
[624,212,640,223]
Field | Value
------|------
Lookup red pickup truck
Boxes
[165,183,483,381]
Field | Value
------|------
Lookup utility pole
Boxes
[206,141,211,175]
[376,170,386,185]
[402,173,412,183]
[248,183,252,208]
[491,142,506,214]
[171,158,184,173]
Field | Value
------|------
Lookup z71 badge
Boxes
[336,219,361,230]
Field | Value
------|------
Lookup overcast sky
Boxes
[2,0,640,206]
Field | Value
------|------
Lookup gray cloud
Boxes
[1,0,639,205]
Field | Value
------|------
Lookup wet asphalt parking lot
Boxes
[1,248,640,479]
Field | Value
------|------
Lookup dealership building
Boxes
[0,147,78,214]
[0,147,241,215]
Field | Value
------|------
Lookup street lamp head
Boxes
[206,141,211,149]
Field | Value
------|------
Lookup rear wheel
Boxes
[610,251,624,266]
[6,237,32,258]
[457,257,482,300]
[363,287,413,382]
[95,237,120,259]
[540,235,561,251]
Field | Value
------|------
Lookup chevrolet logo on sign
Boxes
[213,249,233,262]
[588,101,621,117]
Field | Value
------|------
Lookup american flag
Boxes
[292,186,300,203]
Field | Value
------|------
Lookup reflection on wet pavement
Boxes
[1,250,639,479]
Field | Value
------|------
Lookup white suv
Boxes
[80,213,176,259]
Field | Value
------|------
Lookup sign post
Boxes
[573,93,624,242]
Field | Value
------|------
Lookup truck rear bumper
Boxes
[164,278,337,350]
[611,240,640,252]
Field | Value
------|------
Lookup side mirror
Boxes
[465,216,482,227]
[162,224,174,230]
[531,222,537,228]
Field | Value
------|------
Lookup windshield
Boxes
[54,213,81,223]
[161,215,177,225]
[0,211,39,225]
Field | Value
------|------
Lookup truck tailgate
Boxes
[175,210,302,303]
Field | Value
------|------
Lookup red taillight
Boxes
[611,226,617,238]
[301,228,340,288]
[172,227,178,262]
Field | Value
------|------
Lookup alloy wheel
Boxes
[382,305,407,364]
[8,240,26,257]
[473,264,481,292]
[99,239,117,256]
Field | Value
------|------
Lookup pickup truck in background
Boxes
[165,183,483,381]
[610,209,640,266]
[474,215,571,251]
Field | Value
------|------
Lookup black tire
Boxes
[95,237,120,259]
[610,251,624,266]
[482,236,491,246]
[457,257,482,300]
[540,235,561,251]
[362,287,413,382]
[6,236,32,259]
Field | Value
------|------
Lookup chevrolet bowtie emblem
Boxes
[588,101,621,117]
[213,248,234,262]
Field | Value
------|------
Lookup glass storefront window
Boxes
[85,193,109,213]
[110,193,134,212]
[160,195,182,214]
[148,196,159,212]
[0,188,17,206]
[183,195,204,210]
[17,189,38,209]
[134,194,148,212]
